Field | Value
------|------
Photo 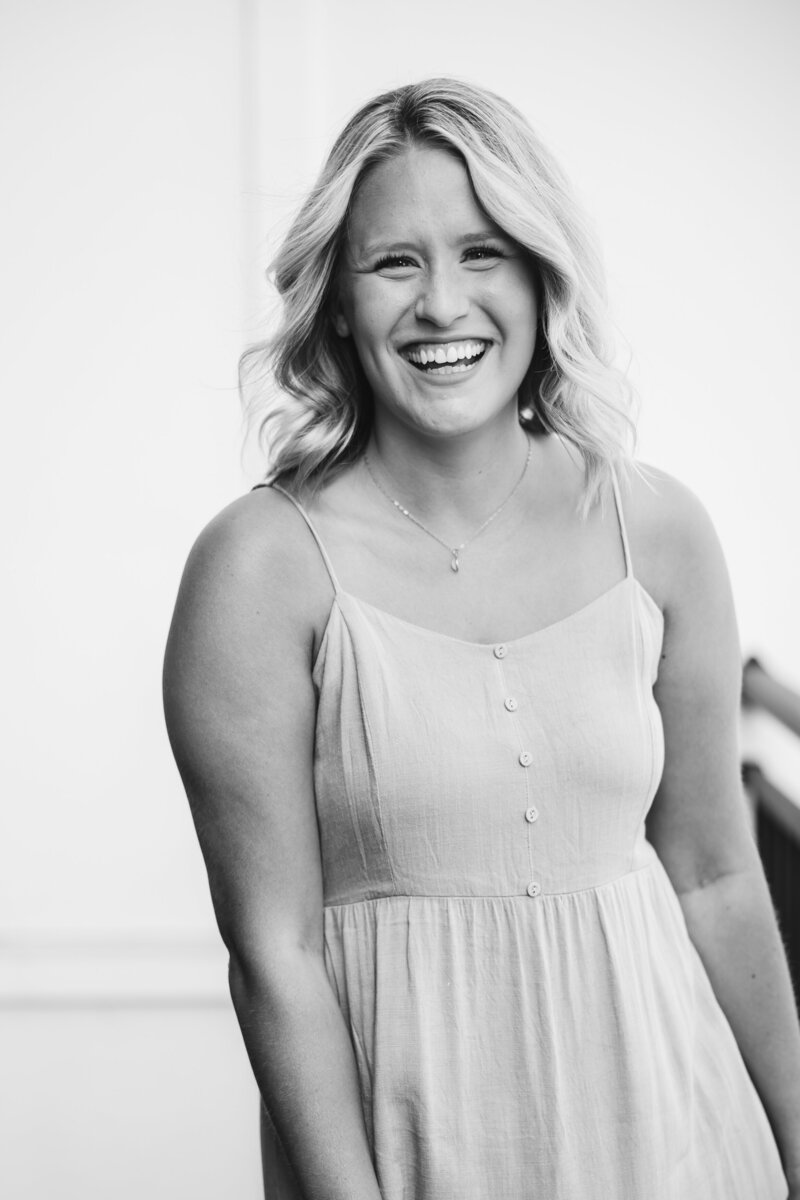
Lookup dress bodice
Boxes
[312,579,664,905]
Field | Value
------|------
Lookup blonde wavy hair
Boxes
[240,77,637,510]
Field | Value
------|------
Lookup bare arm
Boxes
[641,473,800,1190]
[163,492,382,1200]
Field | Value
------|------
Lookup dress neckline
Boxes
[321,575,662,655]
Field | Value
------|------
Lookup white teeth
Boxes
[404,340,487,367]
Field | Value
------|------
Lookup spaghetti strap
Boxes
[609,466,633,580]
[252,482,341,594]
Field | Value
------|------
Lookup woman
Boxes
[163,79,800,1199]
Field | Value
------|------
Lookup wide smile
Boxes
[400,339,489,376]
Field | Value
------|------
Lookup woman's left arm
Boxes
[641,473,800,1192]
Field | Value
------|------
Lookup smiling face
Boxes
[333,143,539,443]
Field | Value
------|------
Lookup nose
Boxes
[414,264,470,327]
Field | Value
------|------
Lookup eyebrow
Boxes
[456,229,507,245]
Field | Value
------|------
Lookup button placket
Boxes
[491,643,542,900]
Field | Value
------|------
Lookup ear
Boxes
[332,309,351,338]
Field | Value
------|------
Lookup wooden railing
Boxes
[743,658,800,739]
[742,657,800,991]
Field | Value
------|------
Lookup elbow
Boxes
[673,863,771,925]
[226,935,330,1013]
[673,863,752,900]
[671,842,766,901]
[660,831,765,902]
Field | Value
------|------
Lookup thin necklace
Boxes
[363,439,532,574]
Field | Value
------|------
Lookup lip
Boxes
[399,336,493,351]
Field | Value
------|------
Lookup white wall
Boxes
[1,1,261,1195]
[2,0,798,1196]
[1,1005,262,1200]
[1,0,245,936]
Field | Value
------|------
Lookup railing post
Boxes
[741,658,800,1006]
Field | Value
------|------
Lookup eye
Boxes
[373,253,418,271]
[463,243,506,264]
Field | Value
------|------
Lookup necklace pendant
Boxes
[363,441,532,580]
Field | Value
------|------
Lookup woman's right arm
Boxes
[162,492,383,1200]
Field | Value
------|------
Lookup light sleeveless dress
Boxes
[258,475,787,1200]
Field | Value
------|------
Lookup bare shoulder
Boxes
[163,485,336,759]
[172,486,334,653]
[622,463,731,618]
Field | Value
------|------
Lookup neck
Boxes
[367,414,534,526]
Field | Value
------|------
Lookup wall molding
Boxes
[0,931,230,1009]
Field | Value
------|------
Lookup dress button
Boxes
[504,697,518,712]
[493,644,508,659]
[525,806,539,823]
[526,882,541,898]
[518,751,533,767]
